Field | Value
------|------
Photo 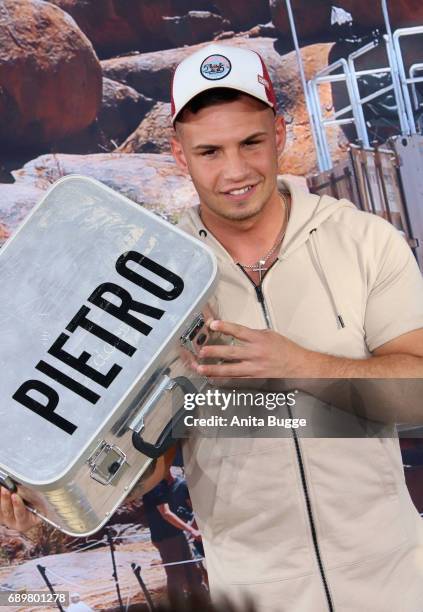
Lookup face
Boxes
[171,95,286,225]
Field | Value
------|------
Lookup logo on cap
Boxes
[200,54,231,80]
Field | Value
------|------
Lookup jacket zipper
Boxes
[254,284,271,328]
[236,262,276,327]
[237,261,335,612]
[288,406,335,612]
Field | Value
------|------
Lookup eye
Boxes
[244,139,262,147]
[200,149,217,157]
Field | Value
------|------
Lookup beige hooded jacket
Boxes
[178,176,423,612]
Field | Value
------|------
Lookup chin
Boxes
[202,193,266,222]
[230,201,266,221]
[227,208,262,221]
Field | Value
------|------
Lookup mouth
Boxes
[222,183,257,201]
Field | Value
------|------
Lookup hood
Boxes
[277,176,355,259]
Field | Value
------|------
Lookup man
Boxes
[168,43,423,612]
[142,469,204,599]
[2,42,423,611]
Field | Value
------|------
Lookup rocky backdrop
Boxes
[2,0,422,244]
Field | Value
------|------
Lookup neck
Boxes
[200,189,288,265]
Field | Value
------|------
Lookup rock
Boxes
[101,44,195,102]
[55,78,155,153]
[162,11,230,48]
[0,0,102,152]
[118,103,173,154]
[241,22,278,38]
[13,153,198,220]
[270,0,423,45]
[49,0,223,58]
[0,184,45,247]
[29,522,77,558]
[0,526,36,562]
[282,108,349,175]
[214,30,236,41]
[217,23,277,41]
[99,78,154,143]
[270,0,331,44]
[107,38,347,174]
[212,0,271,30]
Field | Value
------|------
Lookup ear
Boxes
[275,115,286,158]
[171,129,189,174]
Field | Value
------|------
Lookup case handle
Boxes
[130,375,198,459]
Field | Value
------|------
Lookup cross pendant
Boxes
[251,259,267,283]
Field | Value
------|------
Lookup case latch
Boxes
[180,313,207,354]
[87,441,127,486]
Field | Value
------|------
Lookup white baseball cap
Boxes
[171,43,277,124]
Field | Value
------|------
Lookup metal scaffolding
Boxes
[285,0,423,171]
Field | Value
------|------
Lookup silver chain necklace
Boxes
[237,193,289,282]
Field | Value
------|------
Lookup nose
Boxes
[222,149,249,183]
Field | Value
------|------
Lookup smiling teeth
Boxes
[229,186,252,195]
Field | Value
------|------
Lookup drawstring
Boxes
[308,228,346,329]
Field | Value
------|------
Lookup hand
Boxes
[189,527,202,540]
[0,487,40,532]
[194,320,312,379]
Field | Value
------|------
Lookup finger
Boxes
[0,487,15,523]
[12,494,30,526]
[197,361,255,378]
[208,320,256,342]
[198,343,249,361]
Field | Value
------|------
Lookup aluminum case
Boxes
[0,176,218,536]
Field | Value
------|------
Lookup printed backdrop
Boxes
[1,1,423,610]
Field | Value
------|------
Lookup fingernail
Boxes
[210,320,219,331]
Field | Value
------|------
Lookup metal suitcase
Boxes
[0,175,218,536]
